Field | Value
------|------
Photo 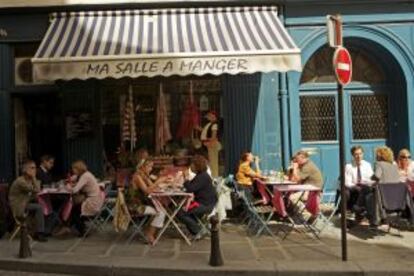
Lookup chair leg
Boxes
[9,225,21,242]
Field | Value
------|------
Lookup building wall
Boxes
[284,1,414,191]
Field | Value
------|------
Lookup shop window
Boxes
[101,77,222,167]
[351,94,388,140]
[300,95,337,141]
[300,46,386,84]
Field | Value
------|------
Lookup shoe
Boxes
[33,233,48,242]
[192,229,209,241]
[307,215,318,225]
[53,226,72,237]
[368,224,378,230]
[253,199,265,205]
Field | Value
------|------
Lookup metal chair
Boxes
[315,184,341,233]
[126,214,150,243]
[234,181,275,238]
[82,189,108,238]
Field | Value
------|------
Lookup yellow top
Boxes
[236,162,258,185]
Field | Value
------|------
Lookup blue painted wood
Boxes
[61,81,103,177]
[251,73,283,172]
[286,22,414,193]
[222,73,282,175]
[222,73,261,175]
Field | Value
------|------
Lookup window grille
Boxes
[351,95,388,140]
[300,96,337,141]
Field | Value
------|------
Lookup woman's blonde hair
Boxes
[375,146,394,163]
[137,158,153,171]
[72,160,88,174]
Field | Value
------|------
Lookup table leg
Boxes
[152,197,192,246]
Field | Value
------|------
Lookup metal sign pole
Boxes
[338,81,348,261]
[334,14,348,262]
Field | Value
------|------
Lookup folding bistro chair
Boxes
[9,215,26,241]
[82,189,108,238]
[234,181,275,238]
[98,181,117,225]
[315,181,341,233]
[127,214,150,243]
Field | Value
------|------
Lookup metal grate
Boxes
[351,95,388,140]
[300,96,337,141]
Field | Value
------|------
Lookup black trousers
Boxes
[71,203,86,234]
[355,186,381,225]
[177,204,213,235]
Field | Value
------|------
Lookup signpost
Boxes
[327,14,352,262]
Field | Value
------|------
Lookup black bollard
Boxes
[18,218,31,258]
[209,215,223,266]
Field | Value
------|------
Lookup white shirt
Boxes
[187,166,212,181]
[344,160,374,188]
[200,122,218,141]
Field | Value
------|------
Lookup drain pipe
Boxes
[278,5,291,169]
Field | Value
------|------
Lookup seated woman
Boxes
[397,149,414,184]
[67,160,104,236]
[355,146,400,228]
[177,155,217,240]
[127,159,168,244]
[236,151,270,204]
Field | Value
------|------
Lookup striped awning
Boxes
[32,7,301,81]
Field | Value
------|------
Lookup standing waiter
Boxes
[198,110,221,177]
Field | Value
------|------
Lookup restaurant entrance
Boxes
[14,93,64,177]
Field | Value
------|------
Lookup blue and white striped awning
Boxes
[32,7,301,81]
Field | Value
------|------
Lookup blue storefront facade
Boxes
[0,0,413,195]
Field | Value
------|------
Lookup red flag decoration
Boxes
[121,85,137,152]
[155,83,172,154]
[176,81,201,139]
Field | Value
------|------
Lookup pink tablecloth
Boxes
[271,184,321,218]
[37,189,72,221]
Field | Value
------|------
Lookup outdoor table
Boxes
[149,191,193,245]
[37,187,72,222]
[270,183,321,239]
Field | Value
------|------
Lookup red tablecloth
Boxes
[37,188,72,221]
[271,184,321,218]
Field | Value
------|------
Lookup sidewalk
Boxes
[0,218,413,276]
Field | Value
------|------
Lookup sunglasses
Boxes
[399,156,411,159]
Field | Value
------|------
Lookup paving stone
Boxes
[174,252,209,263]
[71,243,110,255]
[111,243,146,257]
[31,239,75,253]
[284,245,339,261]
[144,250,175,259]
[257,248,288,261]
[181,239,211,252]
[1,220,414,275]
[221,243,256,261]
[250,236,280,248]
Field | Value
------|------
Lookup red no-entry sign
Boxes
[333,46,352,85]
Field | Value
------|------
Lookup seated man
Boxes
[36,154,55,188]
[289,150,323,223]
[9,160,47,242]
[344,146,374,212]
